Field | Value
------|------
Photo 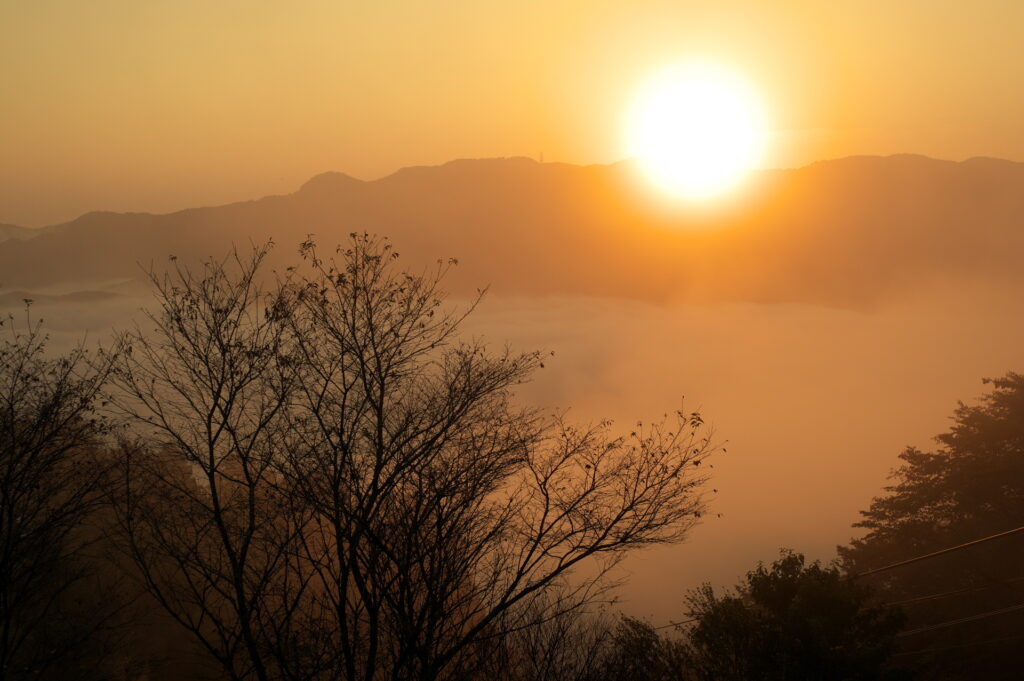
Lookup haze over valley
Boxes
[4,154,1021,620]
[5,3,1024,677]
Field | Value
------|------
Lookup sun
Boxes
[628,62,767,198]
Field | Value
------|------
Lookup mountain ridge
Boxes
[1,154,1022,307]
[7,154,1020,233]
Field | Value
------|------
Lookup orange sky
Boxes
[2,0,1023,226]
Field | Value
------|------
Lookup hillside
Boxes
[1,155,1022,306]
[0,223,39,244]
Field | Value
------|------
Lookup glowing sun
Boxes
[628,62,767,198]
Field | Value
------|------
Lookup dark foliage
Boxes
[684,551,909,681]
[591,616,688,681]
[0,312,127,680]
[839,373,1024,679]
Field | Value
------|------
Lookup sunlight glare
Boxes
[628,62,767,198]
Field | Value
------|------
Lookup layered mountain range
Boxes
[2,154,1022,306]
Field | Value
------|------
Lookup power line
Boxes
[653,617,696,631]
[882,576,1024,607]
[654,525,1024,632]
[893,631,1024,658]
[655,582,1024,632]
[854,524,1024,578]
[897,601,1024,637]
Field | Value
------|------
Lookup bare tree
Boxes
[107,246,309,681]
[0,310,118,680]
[475,600,615,681]
[277,234,715,681]
[586,616,689,681]
[107,235,717,681]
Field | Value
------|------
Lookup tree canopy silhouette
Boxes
[107,235,718,681]
[684,550,908,681]
[0,311,124,680]
[840,373,1024,679]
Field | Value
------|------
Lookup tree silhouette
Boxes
[840,373,1024,679]
[107,235,718,681]
[107,244,304,681]
[588,616,687,681]
[684,551,908,681]
[0,311,122,680]
[473,599,615,681]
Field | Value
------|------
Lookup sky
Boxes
[2,0,1024,225]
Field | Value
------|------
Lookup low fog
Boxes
[7,272,1020,625]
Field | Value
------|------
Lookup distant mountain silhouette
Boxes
[1,155,1022,305]
[0,223,39,244]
